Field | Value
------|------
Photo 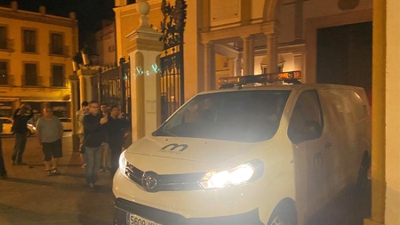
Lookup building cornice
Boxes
[0,7,77,28]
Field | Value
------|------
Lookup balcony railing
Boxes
[0,39,14,51]
[0,75,14,85]
[49,44,69,57]
[22,75,43,86]
[50,76,67,87]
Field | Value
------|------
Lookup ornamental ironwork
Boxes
[160,0,187,122]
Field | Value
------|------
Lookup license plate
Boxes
[126,213,162,225]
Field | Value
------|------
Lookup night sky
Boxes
[0,0,115,48]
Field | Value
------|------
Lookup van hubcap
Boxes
[271,215,287,225]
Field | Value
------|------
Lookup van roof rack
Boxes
[218,71,302,89]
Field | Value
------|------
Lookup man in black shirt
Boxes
[11,104,34,165]
[107,105,130,177]
[83,100,108,189]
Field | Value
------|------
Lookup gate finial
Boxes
[137,0,151,29]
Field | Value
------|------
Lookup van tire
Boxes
[356,151,370,189]
[267,199,297,225]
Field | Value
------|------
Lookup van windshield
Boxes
[153,90,290,142]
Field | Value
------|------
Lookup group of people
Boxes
[0,101,130,190]
[0,104,65,178]
[77,100,129,189]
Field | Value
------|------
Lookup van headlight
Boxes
[119,151,127,174]
[199,161,263,189]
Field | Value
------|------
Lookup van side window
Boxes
[288,90,323,144]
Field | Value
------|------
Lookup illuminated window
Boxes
[52,65,64,87]
[50,33,63,55]
[23,29,36,53]
[24,63,38,85]
[0,61,8,85]
[0,27,6,49]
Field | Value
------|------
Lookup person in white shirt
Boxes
[76,101,89,168]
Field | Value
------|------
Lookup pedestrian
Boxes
[11,104,34,165]
[76,101,89,168]
[83,100,108,189]
[0,119,7,179]
[106,106,130,177]
[100,102,110,172]
[36,107,63,176]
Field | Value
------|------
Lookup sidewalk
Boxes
[0,134,114,225]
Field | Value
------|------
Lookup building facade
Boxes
[95,20,117,67]
[114,0,372,102]
[0,2,78,120]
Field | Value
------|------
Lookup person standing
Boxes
[0,119,7,179]
[83,100,108,189]
[36,107,64,176]
[76,101,89,168]
[11,104,34,165]
[100,103,110,172]
[107,106,130,177]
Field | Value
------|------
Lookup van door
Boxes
[288,90,334,223]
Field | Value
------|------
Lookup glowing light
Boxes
[200,163,255,189]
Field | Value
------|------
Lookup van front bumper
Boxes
[114,198,264,225]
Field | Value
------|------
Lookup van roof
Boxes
[199,83,365,95]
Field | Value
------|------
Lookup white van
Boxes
[113,71,371,225]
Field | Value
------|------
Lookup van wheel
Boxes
[268,214,296,225]
[357,151,370,189]
[268,202,297,225]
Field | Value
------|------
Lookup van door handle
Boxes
[325,142,332,148]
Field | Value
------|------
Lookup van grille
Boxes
[124,162,204,192]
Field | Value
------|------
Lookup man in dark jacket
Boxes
[11,104,34,165]
[107,105,130,177]
[83,100,108,189]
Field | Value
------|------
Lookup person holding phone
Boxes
[83,100,108,189]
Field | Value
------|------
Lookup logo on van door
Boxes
[160,143,188,154]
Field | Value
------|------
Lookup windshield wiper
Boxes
[155,129,177,137]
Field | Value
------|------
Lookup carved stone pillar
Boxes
[266,33,279,73]
[69,74,80,152]
[242,36,254,75]
[126,0,163,141]
[203,42,216,90]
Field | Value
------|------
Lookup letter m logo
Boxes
[161,143,188,152]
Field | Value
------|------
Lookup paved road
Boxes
[0,133,114,225]
[0,133,371,225]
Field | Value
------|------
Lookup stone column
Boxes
[248,37,254,74]
[126,0,163,141]
[203,42,216,90]
[266,33,279,73]
[242,36,250,75]
[234,57,242,77]
[364,0,387,224]
[76,67,99,102]
[69,74,80,152]
[293,52,305,82]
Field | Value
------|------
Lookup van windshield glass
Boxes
[153,90,291,142]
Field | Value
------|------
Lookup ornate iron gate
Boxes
[98,60,131,116]
[160,0,187,122]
